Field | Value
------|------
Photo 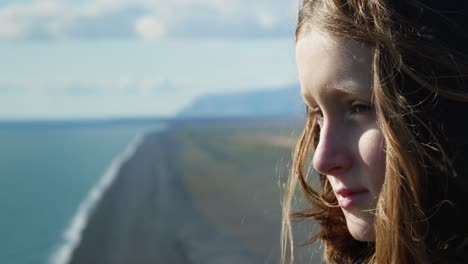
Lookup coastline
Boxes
[49,134,146,264]
[64,131,260,264]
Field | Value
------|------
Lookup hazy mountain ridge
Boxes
[178,84,304,117]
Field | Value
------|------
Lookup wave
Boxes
[48,129,154,264]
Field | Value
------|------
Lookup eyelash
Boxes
[309,107,324,125]
[350,102,372,116]
[309,102,373,124]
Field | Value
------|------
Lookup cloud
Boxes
[0,1,64,40]
[0,77,193,118]
[0,0,298,41]
[135,16,166,40]
[54,84,103,96]
[0,83,23,94]
[0,77,185,98]
[0,80,48,95]
[124,78,184,96]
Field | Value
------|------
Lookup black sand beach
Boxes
[69,131,261,264]
[69,120,324,264]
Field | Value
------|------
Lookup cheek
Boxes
[358,128,386,192]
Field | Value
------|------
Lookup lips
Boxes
[335,188,369,208]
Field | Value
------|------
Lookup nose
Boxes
[312,122,352,176]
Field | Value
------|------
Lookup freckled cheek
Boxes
[358,129,386,193]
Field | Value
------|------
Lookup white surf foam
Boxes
[48,129,155,264]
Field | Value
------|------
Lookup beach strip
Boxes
[67,131,259,264]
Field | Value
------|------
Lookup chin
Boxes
[344,212,376,241]
[348,227,375,242]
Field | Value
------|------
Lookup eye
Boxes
[309,106,324,126]
[350,102,373,116]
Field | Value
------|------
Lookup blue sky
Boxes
[0,0,300,119]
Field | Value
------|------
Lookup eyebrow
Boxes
[328,82,362,98]
[302,80,363,106]
[301,90,316,106]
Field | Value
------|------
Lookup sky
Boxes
[0,0,300,120]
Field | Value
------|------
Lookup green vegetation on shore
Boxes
[172,123,298,261]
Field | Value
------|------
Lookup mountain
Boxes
[177,84,304,117]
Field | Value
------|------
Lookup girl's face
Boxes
[296,30,386,241]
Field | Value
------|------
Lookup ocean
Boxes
[0,120,165,264]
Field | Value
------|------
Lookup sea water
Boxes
[0,121,165,264]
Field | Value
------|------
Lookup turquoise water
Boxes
[0,121,165,264]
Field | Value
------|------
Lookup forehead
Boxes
[295,31,372,101]
[296,30,371,60]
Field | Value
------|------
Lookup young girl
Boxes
[282,0,468,263]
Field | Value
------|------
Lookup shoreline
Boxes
[49,134,146,264]
[64,131,260,264]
